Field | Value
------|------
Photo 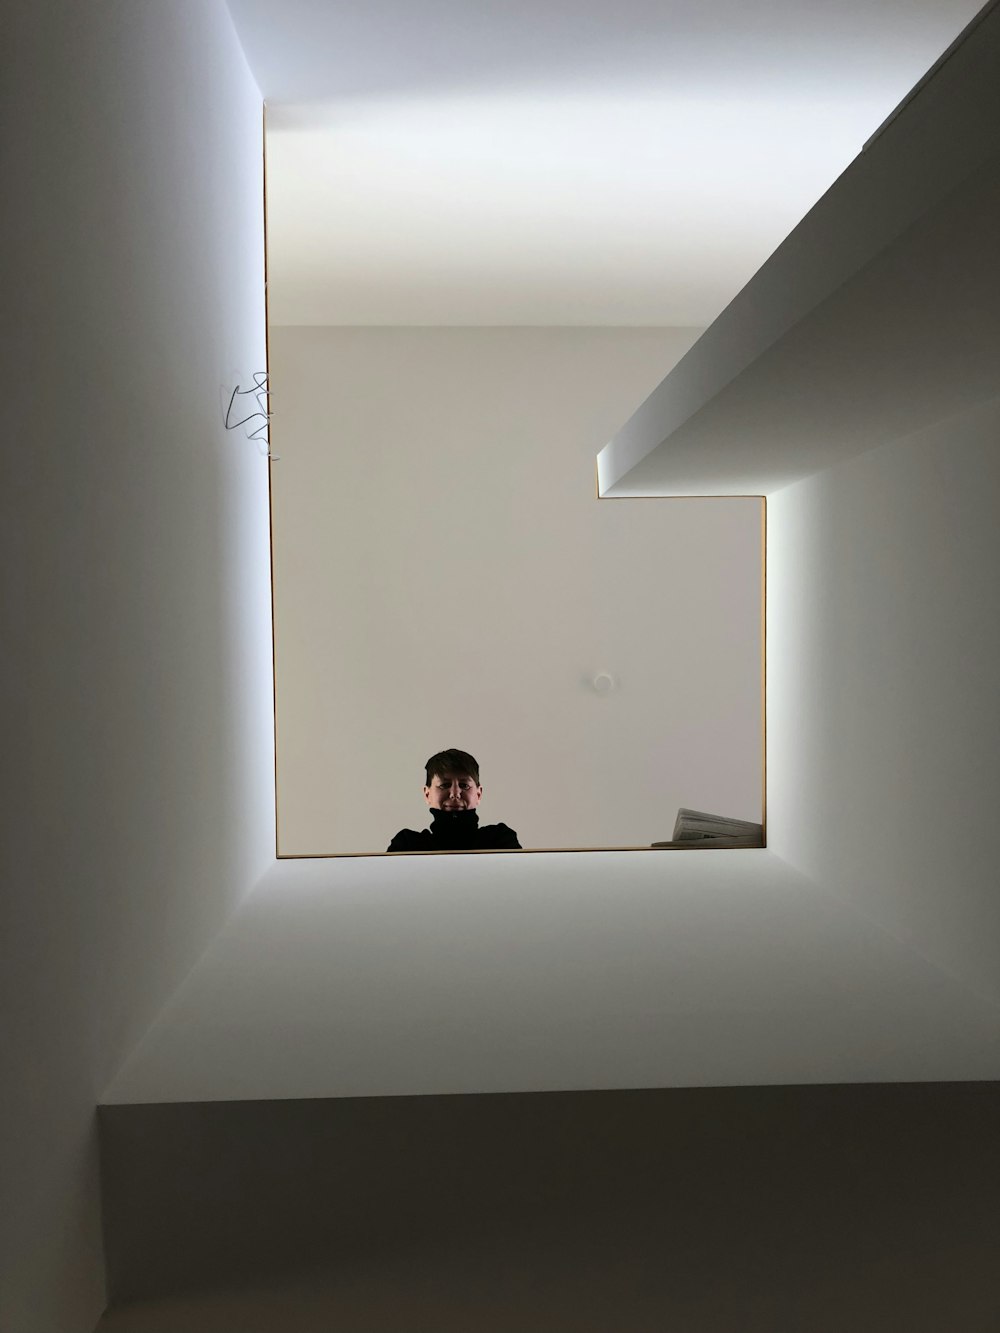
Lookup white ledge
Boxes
[597,0,1000,497]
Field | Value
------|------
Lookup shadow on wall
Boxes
[98,1082,1000,1331]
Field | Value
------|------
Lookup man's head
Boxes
[423,748,483,811]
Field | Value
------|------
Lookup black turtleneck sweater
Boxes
[387,808,521,853]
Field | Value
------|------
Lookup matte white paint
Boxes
[230,0,985,104]
[5,2,999,1325]
[104,848,1000,1105]
[245,0,984,325]
[100,381,1000,1109]
[596,5,1000,496]
[767,395,1000,1004]
[264,92,885,326]
[268,326,762,855]
[0,3,272,1329]
[102,0,1000,1107]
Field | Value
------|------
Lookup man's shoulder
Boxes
[478,822,521,849]
[387,827,432,852]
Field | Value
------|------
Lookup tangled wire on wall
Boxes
[225,373,279,459]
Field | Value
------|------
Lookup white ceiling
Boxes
[229,0,984,324]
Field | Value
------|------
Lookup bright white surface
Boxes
[767,395,1000,1004]
[104,849,999,1105]
[596,5,1000,497]
[241,0,985,325]
[0,3,272,1329]
[264,93,877,326]
[230,0,982,104]
[269,327,761,855]
[2,3,995,1328]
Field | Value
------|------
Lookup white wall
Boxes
[269,327,763,853]
[0,3,272,1329]
[767,394,1000,1003]
[104,849,1000,1106]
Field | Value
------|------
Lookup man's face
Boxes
[424,772,483,811]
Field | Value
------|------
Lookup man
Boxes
[387,748,521,852]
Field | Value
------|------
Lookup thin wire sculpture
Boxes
[225,372,279,459]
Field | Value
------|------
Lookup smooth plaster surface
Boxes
[268,326,762,855]
[0,3,272,1329]
[767,394,1000,1003]
[597,2,1000,496]
[244,0,983,324]
[104,849,999,1105]
[4,2,1000,1328]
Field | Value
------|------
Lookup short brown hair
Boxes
[425,749,480,786]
